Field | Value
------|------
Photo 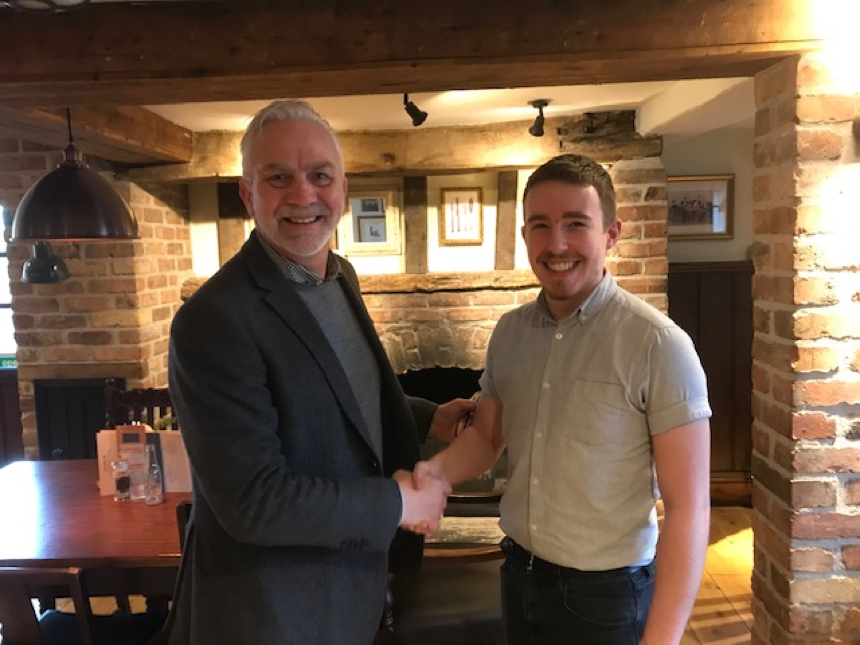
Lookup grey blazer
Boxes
[167,232,434,645]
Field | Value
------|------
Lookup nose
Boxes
[547,224,569,254]
[285,175,316,207]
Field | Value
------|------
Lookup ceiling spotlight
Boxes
[528,99,550,137]
[403,93,428,127]
[21,242,70,284]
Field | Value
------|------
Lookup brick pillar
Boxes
[751,55,860,644]
[610,158,669,312]
[1,141,193,457]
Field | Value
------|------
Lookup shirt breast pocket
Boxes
[565,380,644,446]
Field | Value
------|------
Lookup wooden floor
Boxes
[44,507,755,643]
[683,506,754,644]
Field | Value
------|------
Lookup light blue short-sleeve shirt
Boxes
[480,271,711,570]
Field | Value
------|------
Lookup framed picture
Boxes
[336,186,402,255]
[439,188,483,246]
[667,174,734,240]
[357,216,387,243]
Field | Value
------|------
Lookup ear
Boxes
[238,178,253,214]
[605,219,621,251]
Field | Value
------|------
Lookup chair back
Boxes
[175,500,193,553]
[104,379,176,430]
[0,566,95,645]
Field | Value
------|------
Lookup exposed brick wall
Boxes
[751,55,860,644]
[0,139,192,458]
[609,157,669,312]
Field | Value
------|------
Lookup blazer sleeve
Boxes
[169,288,403,553]
[406,396,437,443]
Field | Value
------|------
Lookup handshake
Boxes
[394,461,452,535]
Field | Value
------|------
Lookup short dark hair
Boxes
[523,154,616,229]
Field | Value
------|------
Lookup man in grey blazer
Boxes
[167,100,473,644]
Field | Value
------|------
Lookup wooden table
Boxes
[425,515,505,562]
[0,459,186,597]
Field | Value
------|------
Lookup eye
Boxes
[263,173,290,188]
[309,171,334,186]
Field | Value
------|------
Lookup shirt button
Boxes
[555,332,563,340]
[536,432,543,438]
[530,523,538,532]
[531,477,539,486]
[542,382,550,389]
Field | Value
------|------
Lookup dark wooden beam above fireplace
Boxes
[0,106,193,164]
[0,0,823,107]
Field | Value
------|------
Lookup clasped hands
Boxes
[394,461,451,535]
[394,397,475,535]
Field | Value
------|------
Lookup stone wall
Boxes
[0,138,193,457]
[750,55,860,644]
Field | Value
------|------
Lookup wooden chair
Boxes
[0,566,167,645]
[103,380,176,430]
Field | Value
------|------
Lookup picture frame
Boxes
[357,216,387,243]
[439,187,484,246]
[667,174,734,240]
[336,186,402,255]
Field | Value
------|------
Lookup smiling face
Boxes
[239,118,347,276]
[522,180,621,321]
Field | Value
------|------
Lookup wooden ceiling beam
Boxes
[121,113,656,183]
[0,106,192,163]
[0,0,822,106]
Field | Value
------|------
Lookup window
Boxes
[0,206,16,369]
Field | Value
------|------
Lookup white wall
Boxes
[188,182,221,277]
[662,126,754,263]
[427,172,498,273]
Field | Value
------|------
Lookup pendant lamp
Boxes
[21,242,70,284]
[10,109,138,242]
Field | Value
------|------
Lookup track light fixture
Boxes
[21,242,69,284]
[528,99,550,137]
[403,93,428,127]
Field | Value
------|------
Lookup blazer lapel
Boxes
[241,234,379,459]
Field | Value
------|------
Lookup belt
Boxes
[500,537,654,579]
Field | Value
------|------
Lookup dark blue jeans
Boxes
[500,538,655,645]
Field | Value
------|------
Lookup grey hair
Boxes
[240,99,343,177]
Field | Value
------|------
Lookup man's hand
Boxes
[394,469,451,534]
[428,397,477,443]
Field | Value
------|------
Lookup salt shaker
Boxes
[110,459,131,501]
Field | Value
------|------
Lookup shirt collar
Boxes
[257,234,342,285]
[536,270,616,324]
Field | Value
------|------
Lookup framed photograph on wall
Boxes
[667,174,734,240]
[336,186,402,255]
[439,187,483,246]
[357,216,387,243]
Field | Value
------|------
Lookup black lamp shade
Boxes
[21,242,70,284]
[11,146,138,241]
